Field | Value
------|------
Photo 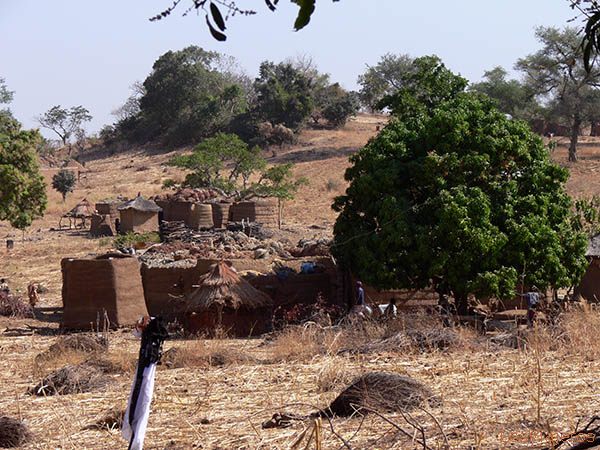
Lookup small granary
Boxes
[89,214,116,237]
[59,198,95,229]
[186,261,273,336]
[118,194,162,233]
[575,233,600,302]
[61,254,148,329]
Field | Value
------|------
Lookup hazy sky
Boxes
[0,1,578,137]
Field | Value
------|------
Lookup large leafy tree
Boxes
[333,59,588,314]
[469,66,537,119]
[357,53,414,111]
[516,26,600,162]
[0,77,14,119]
[134,46,247,145]
[37,105,92,154]
[253,61,314,130]
[0,114,47,230]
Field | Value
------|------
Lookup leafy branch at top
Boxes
[150,0,340,41]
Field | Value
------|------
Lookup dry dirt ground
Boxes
[1,115,600,449]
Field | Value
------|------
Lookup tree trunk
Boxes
[455,292,470,316]
[590,120,598,136]
[569,112,581,162]
[62,193,66,203]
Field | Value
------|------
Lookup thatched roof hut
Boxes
[186,261,273,336]
[59,198,96,229]
[117,194,162,233]
[65,198,95,218]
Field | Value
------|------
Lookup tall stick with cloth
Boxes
[123,316,168,450]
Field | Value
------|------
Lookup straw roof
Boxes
[188,262,273,311]
[588,233,600,257]
[64,198,95,218]
[118,194,162,213]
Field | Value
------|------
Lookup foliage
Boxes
[357,53,414,111]
[574,196,600,237]
[51,169,77,202]
[114,232,161,249]
[253,61,314,130]
[0,114,47,230]
[150,0,339,40]
[317,83,359,127]
[0,77,13,118]
[125,46,248,145]
[516,26,600,162]
[469,66,537,119]
[571,0,600,70]
[170,133,305,200]
[169,133,264,192]
[333,65,588,314]
[37,105,92,150]
[379,55,469,117]
[250,163,307,200]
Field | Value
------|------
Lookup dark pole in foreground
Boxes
[123,316,168,450]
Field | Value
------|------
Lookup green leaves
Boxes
[0,114,47,229]
[293,0,316,30]
[333,77,588,312]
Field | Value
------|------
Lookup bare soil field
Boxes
[2,114,600,449]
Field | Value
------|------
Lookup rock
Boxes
[254,248,269,259]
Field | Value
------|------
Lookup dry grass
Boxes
[0,313,599,448]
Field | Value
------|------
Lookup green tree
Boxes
[169,133,265,192]
[37,105,92,154]
[253,61,314,130]
[516,26,600,162]
[379,55,469,117]
[333,65,588,314]
[317,83,359,127]
[357,53,414,111]
[0,114,47,230]
[51,169,77,202]
[134,46,247,145]
[469,66,536,119]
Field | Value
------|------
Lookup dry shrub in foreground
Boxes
[557,305,600,359]
[88,408,124,431]
[28,358,120,396]
[266,323,344,362]
[36,334,108,363]
[161,341,258,369]
[0,292,34,318]
[0,417,32,448]
[321,372,440,417]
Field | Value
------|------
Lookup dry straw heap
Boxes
[186,261,273,336]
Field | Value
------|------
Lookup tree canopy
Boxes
[333,57,588,314]
[37,105,92,152]
[469,67,536,119]
[168,132,305,200]
[52,169,77,202]
[0,114,47,230]
[131,46,248,145]
[357,53,414,111]
[516,26,600,162]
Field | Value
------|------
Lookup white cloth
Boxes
[122,363,157,450]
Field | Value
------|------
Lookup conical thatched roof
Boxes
[188,262,273,311]
[65,198,95,218]
[118,194,162,212]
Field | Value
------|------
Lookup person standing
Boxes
[356,281,365,306]
[523,286,541,328]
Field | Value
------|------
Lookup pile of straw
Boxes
[0,417,32,448]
